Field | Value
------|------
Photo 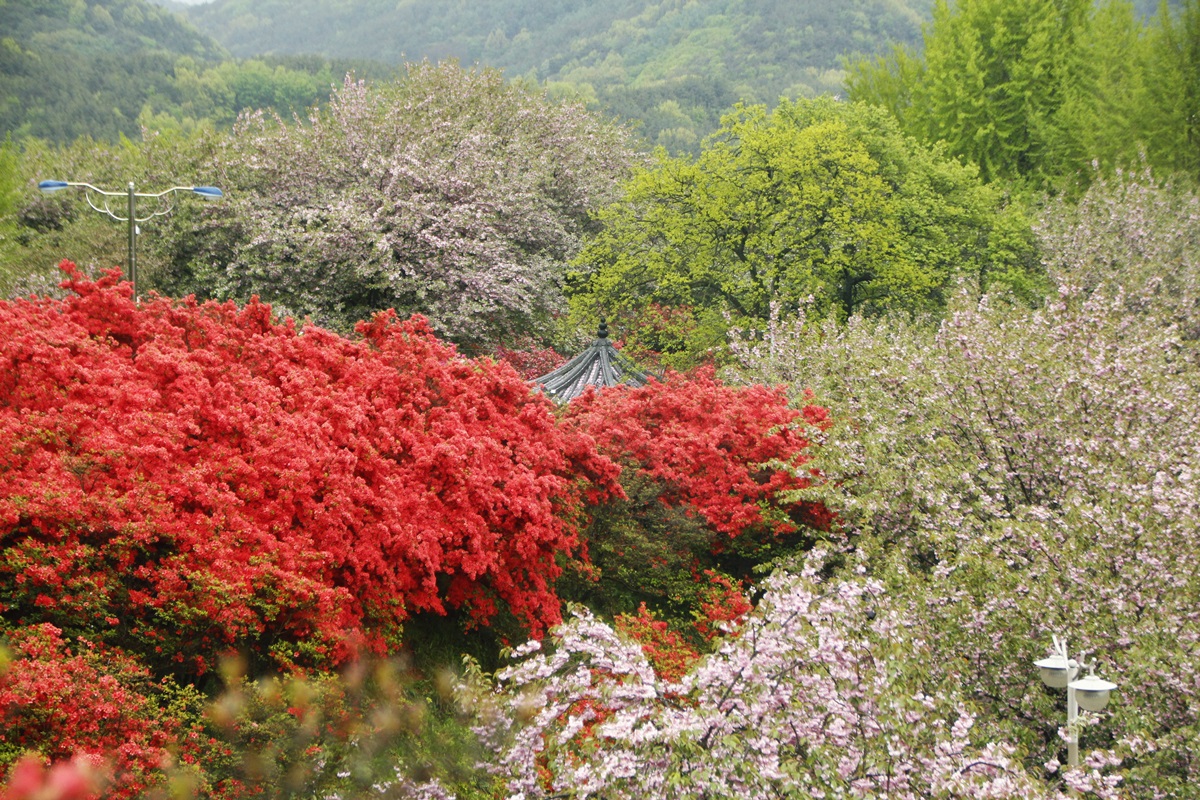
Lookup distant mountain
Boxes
[0,0,408,143]
[13,0,1173,148]
[183,0,934,150]
[0,0,228,141]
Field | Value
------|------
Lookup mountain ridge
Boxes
[181,0,933,150]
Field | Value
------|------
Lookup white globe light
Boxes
[1035,656,1077,689]
[1070,675,1118,711]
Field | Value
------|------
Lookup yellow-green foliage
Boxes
[570,97,1041,368]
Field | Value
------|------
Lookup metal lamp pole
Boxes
[38,179,223,298]
[1034,635,1118,771]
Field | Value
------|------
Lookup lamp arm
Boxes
[131,186,212,221]
[1052,636,1069,666]
[66,181,119,196]
[85,192,129,222]
[136,186,201,199]
[134,203,176,223]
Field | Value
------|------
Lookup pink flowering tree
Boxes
[1035,163,1200,334]
[722,168,1200,796]
[468,556,1050,799]
[154,62,637,347]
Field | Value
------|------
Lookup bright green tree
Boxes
[849,0,1200,189]
[850,0,1097,187]
[569,97,1039,369]
[1142,0,1200,180]
[1059,0,1151,174]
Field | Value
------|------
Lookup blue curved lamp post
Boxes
[38,180,223,298]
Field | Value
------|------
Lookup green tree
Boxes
[1059,0,1151,173]
[570,97,1039,369]
[848,0,1200,189]
[1142,0,1200,179]
[856,0,1094,186]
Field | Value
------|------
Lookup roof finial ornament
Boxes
[597,317,609,340]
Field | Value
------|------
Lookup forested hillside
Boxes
[0,0,400,143]
[3,0,1184,147]
[182,0,932,150]
[0,0,225,141]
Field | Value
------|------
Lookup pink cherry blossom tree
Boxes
[468,556,1052,799]
[722,167,1200,796]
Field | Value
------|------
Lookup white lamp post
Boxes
[1034,635,1117,768]
[38,180,223,299]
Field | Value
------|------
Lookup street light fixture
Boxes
[38,179,223,298]
[1034,635,1117,769]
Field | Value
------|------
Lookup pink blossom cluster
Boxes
[471,558,1050,799]
[722,168,1200,796]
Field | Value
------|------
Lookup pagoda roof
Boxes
[532,321,652,402]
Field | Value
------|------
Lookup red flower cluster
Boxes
[693,570,753,642]
[614,603,700,682]
[0,263,619,673]
[564,368,831,540]
[493,342,568,380]
[0,624,173,799]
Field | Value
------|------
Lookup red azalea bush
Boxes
[565,368,831,539]
[0,755,107,800]
[493,342,567,380]
[692,570,752,642]
[0,263,619,674]
[558,369,832,622]
[0,624,175,799]
[613,604,700,683]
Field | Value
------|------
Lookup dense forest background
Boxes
[177,0,1177,149]
[0,0,400,143]
[1,0,1185,149]
[177,0,934,150]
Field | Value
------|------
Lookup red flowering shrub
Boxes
[0,263,619,674]
[0,754,106,800]
[613,604,699,682]
[0,624,175,799]
[692,570,752,642]
[493,341,568,380]
[566,368,831,538]
[559,369,832,622]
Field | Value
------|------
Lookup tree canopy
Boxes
[846,0,1200,188]
[569,97,1038,368]
[0,0,401,143]
[151,62,638,348]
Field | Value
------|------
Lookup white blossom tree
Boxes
[155,62,637,346]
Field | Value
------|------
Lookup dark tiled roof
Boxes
[532,320,651,402]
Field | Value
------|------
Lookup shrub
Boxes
[0,263,619,676]
[557,369,832,624]
[0,624,175,799]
